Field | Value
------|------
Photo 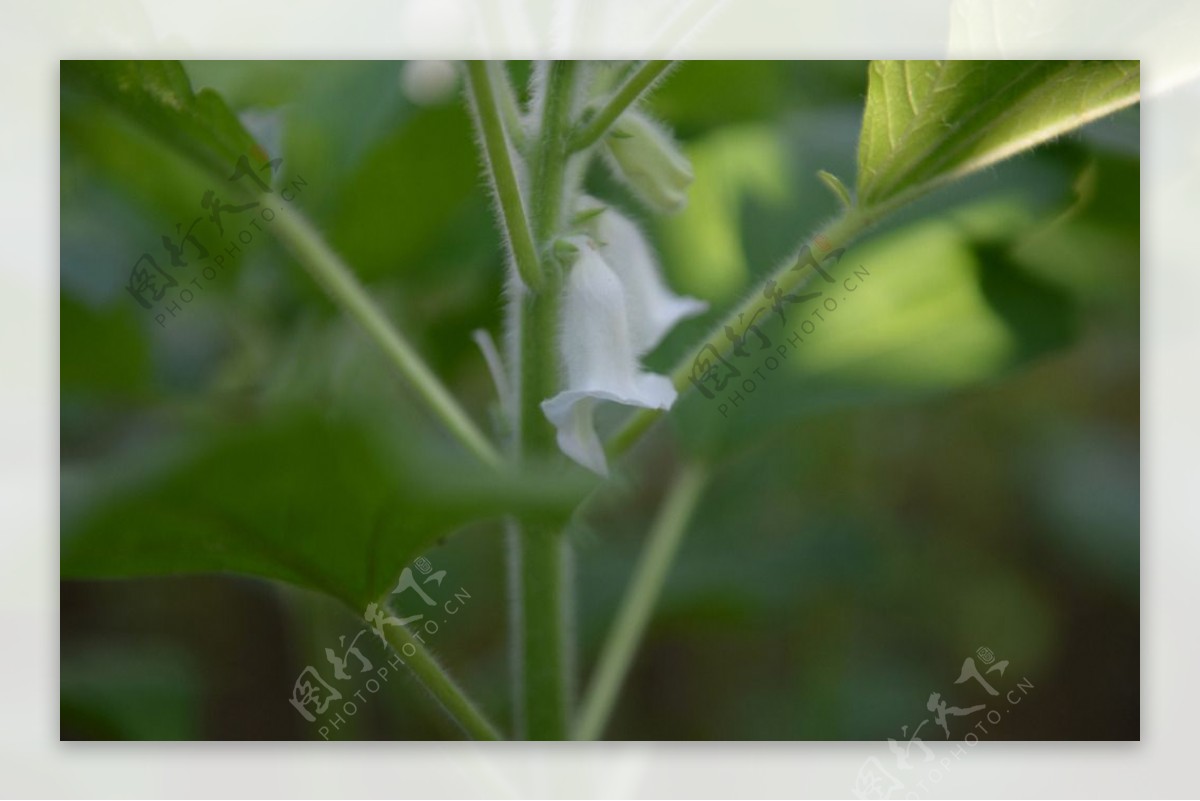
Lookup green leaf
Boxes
[671,196,1077,457]
[647,61,787,136]
[326,103,481,281]
[62,413,590,608]
[60,293,151,396]
[62,61,264,188]
[856,60,1139,208]
[61,647,202,740]
[657,125,790,301]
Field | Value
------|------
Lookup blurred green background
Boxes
[60,61,1138,740]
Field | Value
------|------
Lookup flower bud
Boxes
[603,111,693,214]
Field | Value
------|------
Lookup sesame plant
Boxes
[61,60,1139,740]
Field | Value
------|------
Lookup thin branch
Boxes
[465,60,544,293]
[569,60,675,152]
[574,461,710,740]
[606,204,879,460]
[471,328,513,425]
[271,201,503,469]
[488,61,527,151]
[379,609,504,740]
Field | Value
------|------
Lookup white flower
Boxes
[541,209,706,476]
[594,207,707,353]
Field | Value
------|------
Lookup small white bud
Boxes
[603,111,694,214]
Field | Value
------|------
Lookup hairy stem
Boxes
[514,60,578,459]
[515,521,570,738]
[574,461,709,740]
[379,609,504,740]
[270,201,502,469]
[465,61,543,293]
[569,60,674,151]
[487,61,527,151]
[509,60,581,741]
[510,276,568,740]
[529,60,579,243]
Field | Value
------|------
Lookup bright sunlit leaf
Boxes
[856,60,1139,207]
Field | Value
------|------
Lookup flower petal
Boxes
[595,208,708,354]
[541,238,676,475]
[542,385,673,476]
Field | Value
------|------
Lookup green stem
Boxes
[270,201,503,469]
[606,203,880,459]
[487,61,526,152]
[517,59,577,456]
[529,60,578,243]
[574,461,709,740]
[510,60,579,740]
[516,521,570,739]
[516,277,562,456]
[513,61,578,455]
[509,271,568,740]
[569,60,674,151]
[465,61,543,293]
[379,610,503,740]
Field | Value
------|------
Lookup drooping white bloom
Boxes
[541,209,707,476]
